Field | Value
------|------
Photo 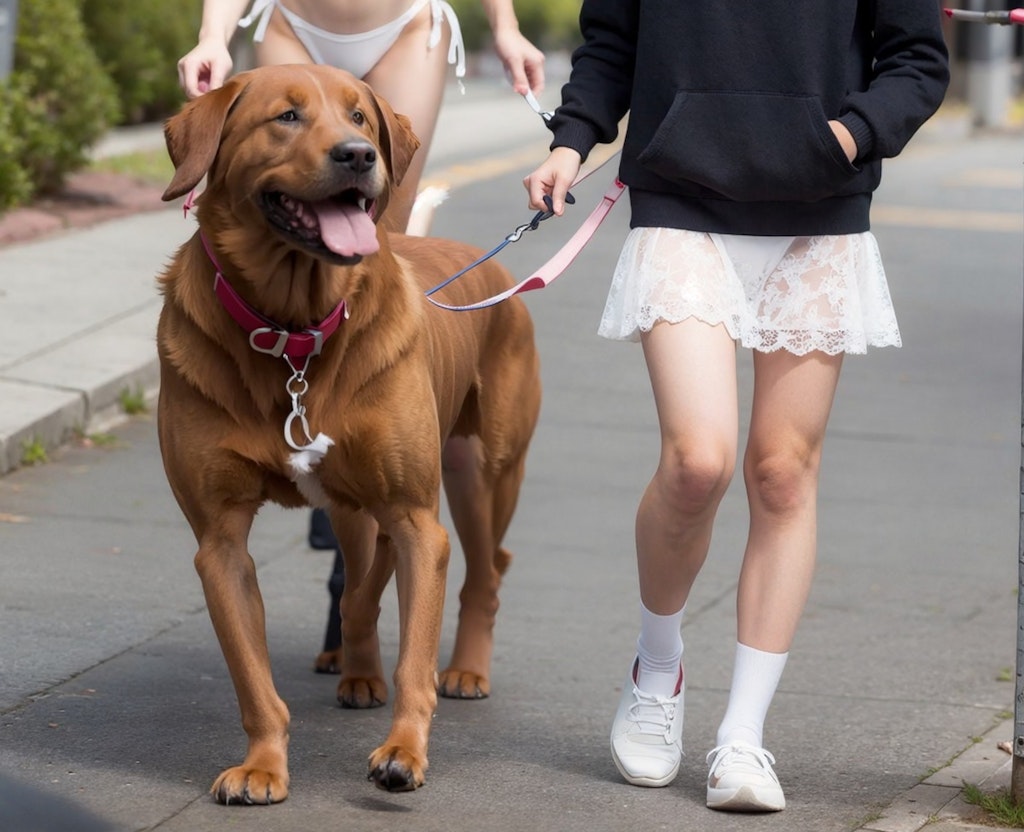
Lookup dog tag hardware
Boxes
[250,326,291,358]
[196,230,342,470]
[283,353,335,475]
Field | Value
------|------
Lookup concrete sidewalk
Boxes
[0,80,1021,830]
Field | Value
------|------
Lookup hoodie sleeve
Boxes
[838,0,950,162]
[547,0,639,163]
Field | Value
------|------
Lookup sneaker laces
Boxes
[627,686,678,741]
[706,744,778,782]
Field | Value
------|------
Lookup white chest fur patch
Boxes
[288,433,333,507]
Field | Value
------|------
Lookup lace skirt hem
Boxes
[597,228,902,356]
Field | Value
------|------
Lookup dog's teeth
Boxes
[357,197,367,212]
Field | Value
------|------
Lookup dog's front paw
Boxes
[211,764,289,805]
[367,744,426,792]
[338,675,388,708]
[437,668,490,700]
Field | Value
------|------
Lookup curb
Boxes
[857,717,1015,832]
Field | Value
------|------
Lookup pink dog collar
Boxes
[199,231,348,359]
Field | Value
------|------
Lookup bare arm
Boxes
[479,0,545,95]
[178,0,254,98]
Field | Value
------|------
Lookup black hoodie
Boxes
[548,0,950,235]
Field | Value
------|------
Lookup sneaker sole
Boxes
[707,784,785,812]
[610,742,680,788]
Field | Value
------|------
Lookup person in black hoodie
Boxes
[524,0,949,813]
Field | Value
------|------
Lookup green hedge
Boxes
[0,81,32,210]
[81,0,201,124]
[2,0,119,203]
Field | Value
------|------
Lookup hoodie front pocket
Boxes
[637,91,858,202]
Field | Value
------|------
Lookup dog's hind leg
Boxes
[312,545,346,674]
[190,503,291,805]
[437,434,508,700]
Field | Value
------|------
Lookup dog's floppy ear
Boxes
[366,85,420,190]
[162,78,248,202]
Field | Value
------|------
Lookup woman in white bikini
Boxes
[178,0,545,233]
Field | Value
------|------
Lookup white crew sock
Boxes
[715,641,789,749]
[635,601,685,698]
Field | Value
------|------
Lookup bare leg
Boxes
[610,316,737,788]
[363,4,451,234]
[252,10,315,65]
[737,349,843,652]
[705,349,842,812]
[636,318,739,615]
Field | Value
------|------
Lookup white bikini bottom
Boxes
[239,0,465,80]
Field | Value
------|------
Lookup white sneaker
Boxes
[609,658,684,787]
[705,742,785,812]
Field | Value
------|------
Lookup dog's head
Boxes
[162,64,420,265]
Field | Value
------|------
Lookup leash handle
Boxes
[437,89,627,311]
[427,176,626,312]
[423,193,573,298]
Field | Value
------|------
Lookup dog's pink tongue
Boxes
[314,201,379,257]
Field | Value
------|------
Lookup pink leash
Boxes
[425,169,625,311]
[425,90,626,311]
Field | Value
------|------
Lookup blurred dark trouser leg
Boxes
[308,507,338,550]
[314,544,346,673]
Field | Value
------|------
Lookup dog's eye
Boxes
[351,110,365,125]
[276,109,300,123]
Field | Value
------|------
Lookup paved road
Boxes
[0,81,1022,831]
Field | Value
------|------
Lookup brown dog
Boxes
[156,64,541,802]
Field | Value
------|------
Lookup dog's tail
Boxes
[405,185,450,237]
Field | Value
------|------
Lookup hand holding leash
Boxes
[425,89,627,311]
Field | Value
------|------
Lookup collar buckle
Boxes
[248,327,290,358]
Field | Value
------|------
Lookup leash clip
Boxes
[283,355,316,451]
[505,193,574,243]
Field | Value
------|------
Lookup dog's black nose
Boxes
[330,141,377,174]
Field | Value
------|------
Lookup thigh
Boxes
[255,8,315,65]
[641,318,740,455]
[363,3,450,176]
[748,350,843,459]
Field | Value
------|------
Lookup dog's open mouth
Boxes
[262,189,379,261]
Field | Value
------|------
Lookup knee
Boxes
[654,443,734,516]
[745,446,820,517]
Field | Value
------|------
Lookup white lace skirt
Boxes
[598,228,901,355]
